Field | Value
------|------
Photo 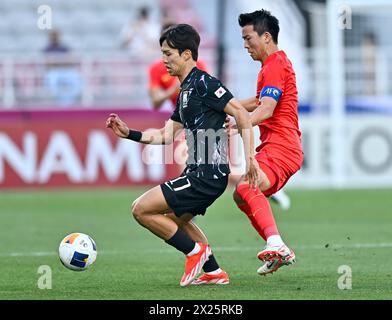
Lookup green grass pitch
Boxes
[0,187,391,300]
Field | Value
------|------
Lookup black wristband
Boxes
[126,130,142,142]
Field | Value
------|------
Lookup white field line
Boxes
[1,242,392,258]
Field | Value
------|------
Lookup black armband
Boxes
[126,130,142,142]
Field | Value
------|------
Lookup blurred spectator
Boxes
[160,0,211,46]
[160,0,203,31]
[160,6,174,29]
[43,30,83,106]
[120,6,160,57]
[43,29,69,54]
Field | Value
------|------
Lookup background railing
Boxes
[1,46,392,110]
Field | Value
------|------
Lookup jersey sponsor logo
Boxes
[261,86,282,102]
[214,87,226,98]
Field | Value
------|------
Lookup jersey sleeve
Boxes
[260,61,286,102]
[199,76,234,112]
[170,99,182,123]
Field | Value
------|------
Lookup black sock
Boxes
[202,253,220,273]
[165,228,196,255]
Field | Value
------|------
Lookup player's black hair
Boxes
[159,23,200,61]
[238,9,280,44]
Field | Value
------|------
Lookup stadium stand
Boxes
[0,0,391,110]
[0,0,217,108]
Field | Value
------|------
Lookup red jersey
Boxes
[148,59,208,108]
[256,51,302,154]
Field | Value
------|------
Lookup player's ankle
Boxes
[266,235,284,247]
[206,268,222,275]
[187,242,201,256]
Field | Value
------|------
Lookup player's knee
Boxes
[233,188,245,205]
[131,199,145,223]
[258,171,272,191]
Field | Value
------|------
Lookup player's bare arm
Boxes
[239,96,258,112]
[249,96,277,126]
[223,99,260,188]
[106,113,183,145]
[225,96,277,133]
[149,82,180,109]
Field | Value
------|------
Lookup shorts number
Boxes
[165,176,191,192]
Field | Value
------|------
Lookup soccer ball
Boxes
[59,233,97,271]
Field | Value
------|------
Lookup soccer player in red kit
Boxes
[232,10,303,276]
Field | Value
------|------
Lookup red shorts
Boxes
[255,144,303,197]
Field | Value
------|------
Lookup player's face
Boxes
[161,40,184,76]
[242,25,266,61]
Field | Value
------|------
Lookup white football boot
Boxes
[257,243,296,263]
[257,256,295,276]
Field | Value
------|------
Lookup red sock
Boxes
[236,184,279,239]
[237,202,266,240]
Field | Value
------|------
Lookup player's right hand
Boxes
[245,157,261,190]
[106,113,129,138]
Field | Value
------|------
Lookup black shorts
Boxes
[160,173,228,217]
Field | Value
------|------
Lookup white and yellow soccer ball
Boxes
[59,233,97,271]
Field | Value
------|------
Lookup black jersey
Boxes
[170,67,233,179]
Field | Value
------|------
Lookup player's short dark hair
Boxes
[159,24,200,61]
[238,9,280,44]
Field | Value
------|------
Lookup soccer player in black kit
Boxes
[106,24,260,287]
